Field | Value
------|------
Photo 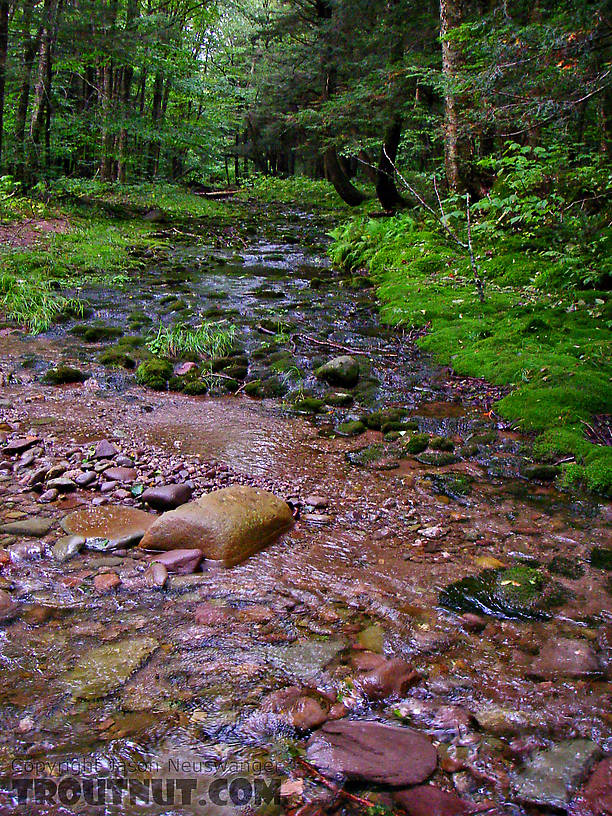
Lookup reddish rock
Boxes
[145,562,168,587]
[150,548,202,574]
[307,720,437,786]
[461,613,487,633]
[393,785,474,816]
[94,440,119,459]
[357,657,419,700]
[93,572,121,592]
[194,602,234,625]
[142,484,193,511]
[3,436,39,455]
[0,589,17,619]
[530,638,601,679]
[261,687,329,730]
[239,604,275,623]
[569,758,612,816]
[104,467,138,482]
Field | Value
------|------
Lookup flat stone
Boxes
[53,535,86,562]
[513,739,602,809]
[530,638,601,679]
[141,484,193,511]
[75,471,97,487]
[64,637,158,699]
[150,548,202,574]
[139,485,293,567]
[103,467,138,482]
[262,638,345,681]
[307,721,437,786]
[3,437,39,455]
[145,562,168,588]
[93,440,119,459]
[38,489,59,503]
[94,572,121,592]
[0,517,54,536]
[393,785,473,816]
[46,477,76,492]
[569,758,612,816]
[61,506,155,550]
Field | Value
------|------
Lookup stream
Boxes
[0,202,610,816]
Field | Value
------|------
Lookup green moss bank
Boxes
[329,215,612,497]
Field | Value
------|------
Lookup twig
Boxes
[301,333,396,358]
[295,757,386,812]
[466,193,485,303]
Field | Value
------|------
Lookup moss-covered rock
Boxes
[315,355,360,387]
[244,380,265,398]
[548,556,585,579]
[440,566,567,620]
[415,451,460,466]
[403,433,430,455]
[336,420,365,437]
[523,464,561,481]
[70,323,123,343]
[590,548,612,571]
[430,436,455,451]
[42,365,88,385]
[346,443,399,470]
[292,397,325,414]
[98,348,136,369]
[325,392,354,407]
[135,359,172,390]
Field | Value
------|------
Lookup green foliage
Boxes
[240,175,360,211]
[146,321,236,360]
[0,270,83,334]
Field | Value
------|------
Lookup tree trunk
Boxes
[14,0,41,180]
[324,147,366,206]
[376,117,406,210]
[0,0,9,171]
[440,0,465,191]
[30,0,60,171]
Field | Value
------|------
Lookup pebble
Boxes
[145,562,168,587]
[38,488,59,503]
[103,467,138,482]
[93,440,119,459]
[75,471,97,487]
[93,572,121,593]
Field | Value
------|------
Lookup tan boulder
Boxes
[139,485,293,567]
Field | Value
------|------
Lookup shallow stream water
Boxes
[0,203,610,816]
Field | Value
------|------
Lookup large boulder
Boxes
[138,485,293,567]
[306,720,437,786]
[315,356,360,387]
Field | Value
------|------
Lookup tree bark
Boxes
[440,0,466,191]
[30,0,60,170]
[0,0,9,171]
[324,147,366,206]
[376,117,406,210]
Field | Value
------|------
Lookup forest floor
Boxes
[0,181,610,816]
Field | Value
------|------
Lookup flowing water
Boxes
[0,203,610,815]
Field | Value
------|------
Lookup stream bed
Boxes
[0,203,610,816]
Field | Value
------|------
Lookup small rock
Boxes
[150,549,202,574]
[305,495,328,509]
[9,540,45,560]
[569,758,612,816]
[529,638,601,679]
[75,471,97,487]
[194,602,234,625]
[144,562,168,588]
[46,477,76,492]
[174,362,198,376]
[93,572,121,593]
[103,467,138,482]
[0,589,17,620]
[354,654,419,700]
[393,785,473,816]
[3,436,39,455]
[141,484,193,511]
[315,356,360,387]
[38,488,59,503]
[52,535,86,562]
[93,440,119,459]
[0,517,54,536]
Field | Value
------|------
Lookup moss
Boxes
[181,379,209,395]
[430,473,474,499]
[70,323,124,343]
[548,556,585,579]
[42,365,88,385]
[135,358,172,390]
[292,397,325,413]
[325,392,354,407]
[98,348,136,369]
[416,451,459,466]
[362,408,407,430]
[590,548,612,571]
[522,464,561,481]
[430,435,455,451]
[403,433,430,455]
[336,420,366,437]
[346,443,398,469]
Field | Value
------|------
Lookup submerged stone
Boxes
[529,638,601,679]
[52,535,85,562]
[0,517,54,537]
[61,506,155,549]
[512,739,601,809]
[307,721,437,786]
[439,566,566,620]
[64,637,159,699]
[139,485,293,567]
[262,638,344,680]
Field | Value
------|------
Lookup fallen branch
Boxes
[295,757,389,813]
[301,333,398,358]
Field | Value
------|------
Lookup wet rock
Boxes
[513,740,602,810]
[3,436,39,455]
[263,639,345,681]
[439,566,566,620]
[145,562,168,587]
[346,443,399,470]
[0,589,17,621]
[306,721,437,786]
[141,484,193,511]
[305,495,328,509]
[61,506,155,549]
[46,477,76,492]
[357,656,419,700]
[529,638,601,679]
[42,365,88,385]
[194,602,234,625]
[315,356,360,387]
[393,785,473,816]
[8,540,45,560]
[64,636,159,699]
[396,700,472,734]
[103,467,138,482]
[261,687,329,731]
[474,705,543,737]
[460,613,487,632]
[94,572,121,592]
[139,485,293,567]
[150,548,202,574]
[53,535,85,562]
[548,556,585,579]
[355,624,384,652]
[0,517,54,536]
[93,439,119,459]
[38,488,59,503]
[523,464,560,481]
[568,758,612,816]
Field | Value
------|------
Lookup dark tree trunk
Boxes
[324,147,366,206]
[14,0,41,180]
[0,0,9,171]
[30,0,60,169]
[376,117,406,210]
[440,0,467,191]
